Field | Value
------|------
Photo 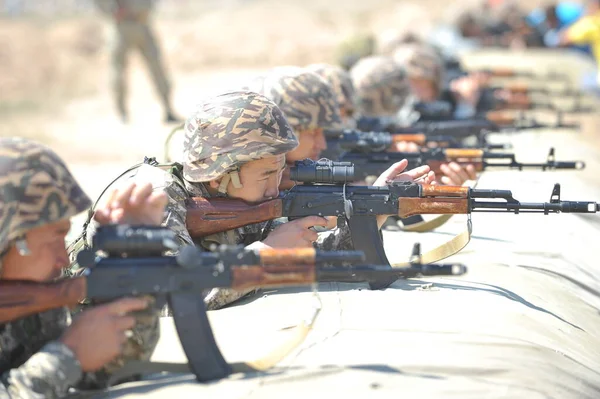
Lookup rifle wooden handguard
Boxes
[398,198,469,218]
[231,265,316,291]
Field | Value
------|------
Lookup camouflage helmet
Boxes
[0,138,91,258]
[376,29,424,56]
[306,63,356,116]
[182,91,298,184]
[392,43,446,94]
[334,33,376,71]
[255,67,342,132]
[350,55,410,118]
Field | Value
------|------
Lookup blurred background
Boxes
[0,0,595,198]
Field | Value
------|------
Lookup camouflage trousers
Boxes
[109,21,172,116]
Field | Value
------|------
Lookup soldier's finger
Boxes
[93,209,111,225]
[130,183,153,206]
[323,216,338,229]
[449,162,469,182]
[399,164,431,181]
[112,183,136,210]
[379,160,409,181]
[302,229,319,243]
[147,191,168,209]
[107,297,150,316]
[407,142,420,152]
[296,216,329,228]
[112,315,136,331]
[466,164,478,180]
[440,176,453,186]
[439,164,459,185]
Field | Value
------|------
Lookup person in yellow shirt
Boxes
[561,0,600,89]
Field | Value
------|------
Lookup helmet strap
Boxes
[216,170,243,197]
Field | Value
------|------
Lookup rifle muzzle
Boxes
[549,161,585,170]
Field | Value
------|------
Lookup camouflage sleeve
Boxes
[161,181,194,252]
[73,164,180,387]
[0,342,82,399]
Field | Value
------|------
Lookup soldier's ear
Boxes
[208,179,221,189]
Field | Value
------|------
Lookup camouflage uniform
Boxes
[245,67,342,133]
[246,68,354,250]
[350,56,411,119]
[0,138,159,398]
[306,64,356,118]
[93,0,176,121]
[74,92,298,310]
[391,44,446,96]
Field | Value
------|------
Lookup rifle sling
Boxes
[100,303,317,389]
[399,214,454,232]
[391,217,472,268]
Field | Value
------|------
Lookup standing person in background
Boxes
[560,0,600,95]
[93,0,181,123]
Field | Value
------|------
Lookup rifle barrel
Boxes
[471,200,600,213]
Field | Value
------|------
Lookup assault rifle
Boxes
[476,68,571,83]
[186,160,600,289]
[357,112,580,139]
[338,147,585,179]
[493,83,582,98]
[323,128,511,153]
[4,225,455,382]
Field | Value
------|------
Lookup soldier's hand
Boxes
[94,182,167,226]
[372,160,436,229]
[262,216,333,248]
[389,141,420,153]
[60,297,149,372]
[438,162,477,186]
[372,159,435,188]
[450,75,481,108]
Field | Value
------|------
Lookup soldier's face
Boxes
[409,77,438,102]
[213,155,286,203]
[1,219,71,282]
[286,128,327,163]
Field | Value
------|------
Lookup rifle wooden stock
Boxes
[231,265,316,291]
[186,197,283,237]
[0,277,87,323]
[486,111,515,126]
[398,198,469,218]
[392,134,427,145]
